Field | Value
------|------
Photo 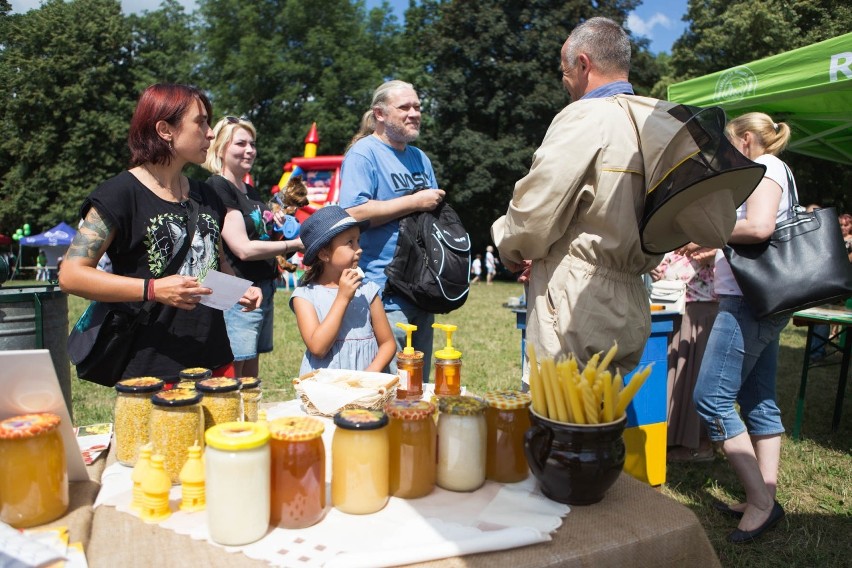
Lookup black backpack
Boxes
[384,201,471,313]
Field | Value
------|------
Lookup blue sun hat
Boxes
[300,206,369,266]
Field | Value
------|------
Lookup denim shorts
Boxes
[693,295,789,441]
[224,278,276,361]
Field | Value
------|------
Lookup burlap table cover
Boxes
[85,446,719,568]
[38,455,105,549]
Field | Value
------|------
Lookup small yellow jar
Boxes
[0,413,69,528]
[114,377,163,466]
[332,409,389,514]
[239,377,262,422]
[149,390,204,484]
[196,377,242,431]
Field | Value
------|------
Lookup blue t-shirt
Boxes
[339,135,437,310]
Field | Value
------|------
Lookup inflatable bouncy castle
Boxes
[271,123,344,224]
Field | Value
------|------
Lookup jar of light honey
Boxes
[436,396,487,492]
[150,390,204,484]
[205,422,270,546]
[196,377,242,431]
[0,413,69,528]
[239,377,262,422]
[114,377,163,466]
[483,390,532,483]
[268,416,325,529]
[385,400,436,498]
[332,409,389,514]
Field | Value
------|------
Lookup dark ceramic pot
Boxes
[524,410,626,505]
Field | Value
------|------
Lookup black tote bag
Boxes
[68,198,199,386]
[723,167,852,319]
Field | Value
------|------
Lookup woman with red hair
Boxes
[60,84,261,383]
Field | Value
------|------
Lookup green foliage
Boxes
[196,0,405,190]
[127,0,201,92]
[2,0,849,236]
[414,0,654,250]
[662,0,852,211]
[0,0,135,232]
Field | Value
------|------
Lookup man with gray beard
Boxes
[340,80,445,372]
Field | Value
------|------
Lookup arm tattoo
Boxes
[66,208,114,260]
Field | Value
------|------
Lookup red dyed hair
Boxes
[128,84,213,166]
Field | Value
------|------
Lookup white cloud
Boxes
[627,12,672,38]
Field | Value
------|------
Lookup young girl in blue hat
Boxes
[290,206,396,374]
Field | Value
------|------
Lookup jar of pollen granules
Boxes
[177,367,212,391]
[196,377,242,431]
[114,377,163,466]
[149,389,204,484]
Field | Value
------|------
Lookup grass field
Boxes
[57,281,851,566]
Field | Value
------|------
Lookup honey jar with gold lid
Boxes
[0,413,69,528]
[385,400,436,498]
[268,416,325,528]
[483,390,532,483]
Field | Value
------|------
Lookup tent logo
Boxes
[714,66,758,102]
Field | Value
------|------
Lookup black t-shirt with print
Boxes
[206,175,277,284]
[82,170,232,381]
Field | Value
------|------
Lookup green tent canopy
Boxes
[667,33,852,165]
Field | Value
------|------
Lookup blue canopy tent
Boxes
[18,222,77,278]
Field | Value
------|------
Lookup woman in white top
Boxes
[693,112,794,544]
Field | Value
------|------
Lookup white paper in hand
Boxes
[198,270,253,311]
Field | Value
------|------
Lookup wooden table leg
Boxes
[793,324,815,440]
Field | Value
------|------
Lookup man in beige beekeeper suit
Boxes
[493,16,763,377]
[492,17,662,374]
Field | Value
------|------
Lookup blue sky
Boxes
[365,0,690,54]
[11,0,689,54]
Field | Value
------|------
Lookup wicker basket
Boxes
[292,369,399,417]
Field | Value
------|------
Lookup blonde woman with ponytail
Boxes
[693,112,795,544]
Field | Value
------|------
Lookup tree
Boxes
[414,0,652,250]
[664,0,852,211]
[0,0,135,232]
[128,0,201,93]
[196,0,405,191]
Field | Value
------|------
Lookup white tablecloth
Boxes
[95,400,568,568]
